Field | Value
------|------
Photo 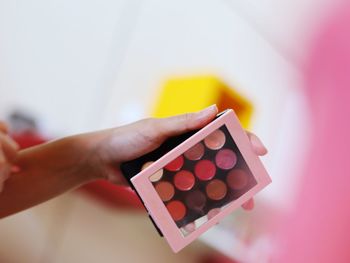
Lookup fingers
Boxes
[155,105,218,138]
[243,133,266,211]
[242,198,254,211]
[0,144,11,191]
[0,121,8,134]
[247,131,267,156]
[0,133,19,162]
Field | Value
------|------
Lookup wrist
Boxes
[67,134,106,182]
[71,129,124,182]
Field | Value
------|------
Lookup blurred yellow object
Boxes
[152,76,253,128]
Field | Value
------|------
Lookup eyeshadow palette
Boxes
[121,109,271,252]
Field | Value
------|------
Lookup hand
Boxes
[81,105,267,211]
[242,131,268,210]
[0,122,20,192]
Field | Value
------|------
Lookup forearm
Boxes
[0,135,100,218]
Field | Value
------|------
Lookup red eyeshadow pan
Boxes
[184,142,205,161]
[226,169,249,190]
[194,160,216,181]
[155,181,175,202]
[215,149,237,170]
[174,170,195,191]
[204,129,226,150]
[166,200,187,221]
[206,179,227,200]
[164,155,184,171]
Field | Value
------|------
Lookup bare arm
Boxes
[0,105,266,218]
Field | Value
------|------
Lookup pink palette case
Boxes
[120,109,271,252]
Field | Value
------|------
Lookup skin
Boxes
[0,105,267,218]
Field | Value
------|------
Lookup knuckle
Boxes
[181,113,195,130]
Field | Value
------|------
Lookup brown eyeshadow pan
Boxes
[184,142,205,161]
[155,181,175,202]
[205,179,227,201]
[226,169,249,190]
[185,190,206,211]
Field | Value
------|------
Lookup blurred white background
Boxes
[0,0,337,262]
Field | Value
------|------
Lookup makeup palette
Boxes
[121,109,271,252]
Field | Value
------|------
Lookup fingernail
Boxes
[250,133,268,155]
[197,104,218,117]
[242,198,254,211]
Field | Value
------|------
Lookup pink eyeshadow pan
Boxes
[183,222,196,233]
[174,170,195,191]
[226,169,249,190]
[215,149,237,170]
[207,208,221,220]
[184,142,205,161]
[164,155,184,172]
[204,129,226,150]
[194,160,216,181]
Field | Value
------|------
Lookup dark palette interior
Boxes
[149,125,257,229]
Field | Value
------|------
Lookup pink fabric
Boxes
[273,3,350,262]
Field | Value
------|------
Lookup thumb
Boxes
[156,105,218,138]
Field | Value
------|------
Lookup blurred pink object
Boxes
[273,2,350,262]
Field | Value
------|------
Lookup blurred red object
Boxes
[12,131,143,210]
[200,253,238,263]
[12,132,46,149]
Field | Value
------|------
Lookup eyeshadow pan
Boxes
[194,160,216,181]
[226,169,249,190]
[164,155,184,172]
[155,181,175,202]
[206,179,227,200]
[183,222,196,233]
[142,162,163,182]
[215,149,237,170]
[185,190,206,211]
[184,142,205,161]
[204,129,226,150]
[166,200,187,221]
[207,208,221,220]
[174,170,195,191]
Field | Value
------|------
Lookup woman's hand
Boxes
[0,106,267,218]
[81,105,267,209]
[0,122,19,192]
[82,105,220,184]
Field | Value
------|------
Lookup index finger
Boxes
[0,133,19,163]
[246,131,268,156]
